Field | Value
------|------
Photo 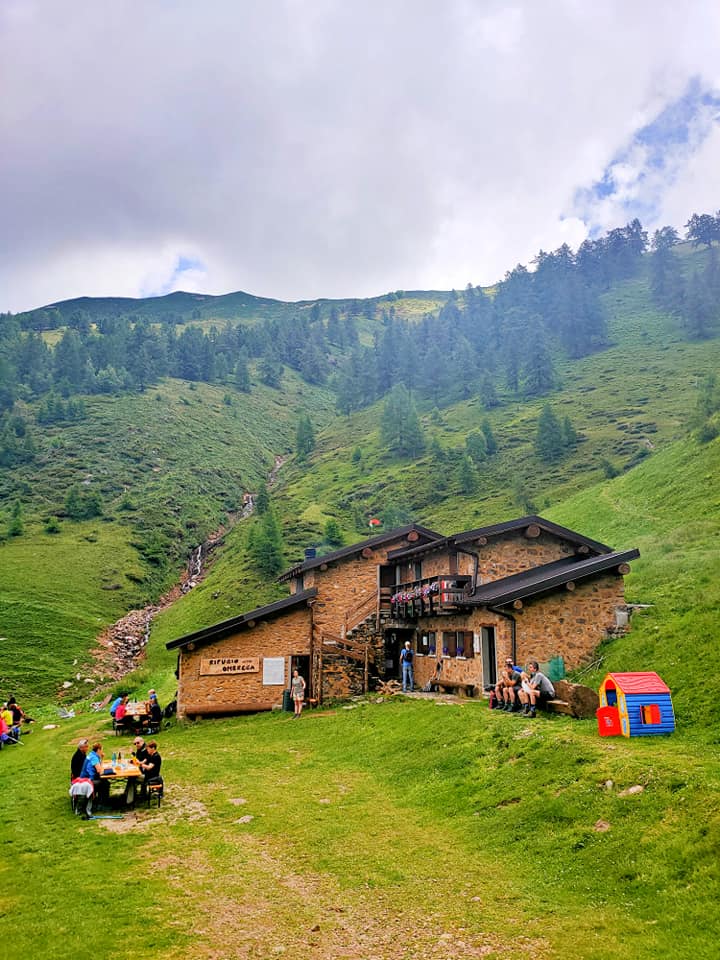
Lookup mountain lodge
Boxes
[166,515,639,718]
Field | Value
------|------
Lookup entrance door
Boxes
[480,627,497,687]
[383,629,415,680]
[291,655,311,698]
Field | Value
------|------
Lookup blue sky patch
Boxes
[571,77,720,233]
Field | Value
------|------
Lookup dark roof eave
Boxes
[452,515,612,554]
[278,524,444,582]
[166,588,318,651]
[465,548,640,607]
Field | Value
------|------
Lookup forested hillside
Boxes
[1,210,720,705]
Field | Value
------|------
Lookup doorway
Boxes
[383,629,415,680]
[290,655,311,697]
[480,627,497,688]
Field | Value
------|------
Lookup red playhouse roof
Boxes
[607,672,671,695]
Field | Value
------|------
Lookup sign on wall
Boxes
[262,656,286,686]
[200,657,259,676]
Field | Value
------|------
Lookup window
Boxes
[641,703,661,724]
[418,632,430,655]
[442,631,474,658]
[442,631,456,657]
[427,631,436,656]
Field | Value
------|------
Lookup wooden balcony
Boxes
[386,575,472,620]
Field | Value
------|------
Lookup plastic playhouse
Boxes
[597,671,675,737]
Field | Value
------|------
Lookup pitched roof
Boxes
[387,515,612,562]
[607,672,671,695]
[464,549,640,606]
[166,588,318,651]
[277,524,444,582]
[452,515,612,553]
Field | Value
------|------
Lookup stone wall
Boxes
[464,531,576,582]
[510,574,626,667]
[411,572,626,690]
[178,605,312,716]
[311,533,421,638]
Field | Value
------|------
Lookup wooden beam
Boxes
[566,581,576,591]
[512,599,523,610]
[407,530,419,542]
[618,563,631,575]
[525,524,540,539]
[320,562,328,571]
[361,547,373,558]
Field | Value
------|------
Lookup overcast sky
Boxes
[1,0,719,313]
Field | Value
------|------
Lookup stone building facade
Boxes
[167,516,639,717]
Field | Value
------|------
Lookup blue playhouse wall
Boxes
[623,693,675,736]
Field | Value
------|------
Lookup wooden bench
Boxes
[544,698,574,716]
[434,681,477,697]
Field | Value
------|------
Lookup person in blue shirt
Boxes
[80,742,109,806]
[109,696,123,718]
[400,641,414,693]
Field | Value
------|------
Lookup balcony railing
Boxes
[386,575,472,619]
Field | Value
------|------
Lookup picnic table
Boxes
[100,760,143,806]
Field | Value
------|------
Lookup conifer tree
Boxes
[249,508,284,576]
[254,483,270,516]
[8,501,23,537]
[458,455,478,494]
[481,418,498,455]
[465,431,487,462]
[561,415,578,449]
[380,384,425,458]
[534,405,565,463]
[295,414,315,462]
[324,518,343,546]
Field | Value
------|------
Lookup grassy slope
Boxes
[275,266,718,538]
[0,374,335,700]
[2,697,718,960]
[548,432,720,734]
[4,256,720,958]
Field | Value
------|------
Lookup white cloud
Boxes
[1,0,720,312]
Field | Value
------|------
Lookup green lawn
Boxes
[2,697,718,960]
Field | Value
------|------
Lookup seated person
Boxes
[80,741,110,805]
[132,736,149,764]
[493,659,521,710]
[518,660,556,717]
[137,740,163,797]
[1,703,14,740]
[8,696,34,725]
[70,738,90,780]
[109,694,123,718]
[148,699,163,730]
[113,695,130,729]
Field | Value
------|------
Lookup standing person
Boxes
[290,669,306,718]
[400,640,414,693]
[518,660,555,717]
